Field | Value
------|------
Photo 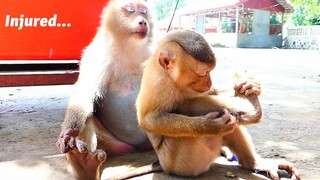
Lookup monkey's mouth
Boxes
[136,32,147,36]
[131,31,147,38]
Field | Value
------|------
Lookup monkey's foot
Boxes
[254,158,301,180]
[66,148,107,180]
[220,146,236,162]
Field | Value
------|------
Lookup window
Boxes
[239,13,253,33]
[269,13,282,35]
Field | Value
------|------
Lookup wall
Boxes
[286,26,320,50]
[237,10,282,48]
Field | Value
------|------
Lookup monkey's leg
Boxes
[92,115,136,155]
[222,125,259,168]
[223,125,300,179]
[66,116,107,180]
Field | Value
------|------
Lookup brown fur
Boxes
[136,30,300,179]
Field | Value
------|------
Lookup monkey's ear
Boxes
[159,51,174,70]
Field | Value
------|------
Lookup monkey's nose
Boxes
[139,20,147,26]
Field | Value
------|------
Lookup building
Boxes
[160,0,294,48]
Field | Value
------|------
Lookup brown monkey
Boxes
[135,30,300,179]
[55,0,154,179]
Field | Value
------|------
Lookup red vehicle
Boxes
[0,0,108,86]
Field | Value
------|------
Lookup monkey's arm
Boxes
[61,36,107,130]
[232,76,262,124]
[209,86,234,95]
[139,110,235,137]
[232,93,262,125]
[61,84,95,130]
[207,76,262,125]
[56,84,96,153]
[178,94,262,125]
[57,39,108,153]
[56,79,98,153]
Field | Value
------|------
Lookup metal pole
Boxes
[167,0,180,33]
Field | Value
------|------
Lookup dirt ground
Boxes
[0,48,319,180]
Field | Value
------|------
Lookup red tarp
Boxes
[0,0,107,60]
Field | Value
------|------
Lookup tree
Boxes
[289,0,320,26]
[153,0,187,20]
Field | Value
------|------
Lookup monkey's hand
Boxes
[232,77,262,125]
[234,77,261,97]
[56,128,88,154]
[254,158,301,180]
[205,109,237,134]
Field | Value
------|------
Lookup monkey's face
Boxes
[177,61,214,94]
[188,65,214,93]
[118,0,151,39]
[158,47,215,95]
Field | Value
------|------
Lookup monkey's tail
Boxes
[106,160,162,180]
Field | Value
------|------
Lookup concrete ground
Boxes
[0,48,319,180]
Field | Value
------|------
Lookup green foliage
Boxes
[289,0,320,26]
[270,14,280,24]
[153,0,187,20]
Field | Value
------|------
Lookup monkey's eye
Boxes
[124,5,135,13]
[198,74,206,78]
[140,7,147,14]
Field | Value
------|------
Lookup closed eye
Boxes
[124,5,135,13]
[140,7,147,14]
[197,72,207,78]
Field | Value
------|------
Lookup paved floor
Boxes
[0,48,319,179]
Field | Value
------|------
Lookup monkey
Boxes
[55,0,154,179]
[133,29,301,180]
